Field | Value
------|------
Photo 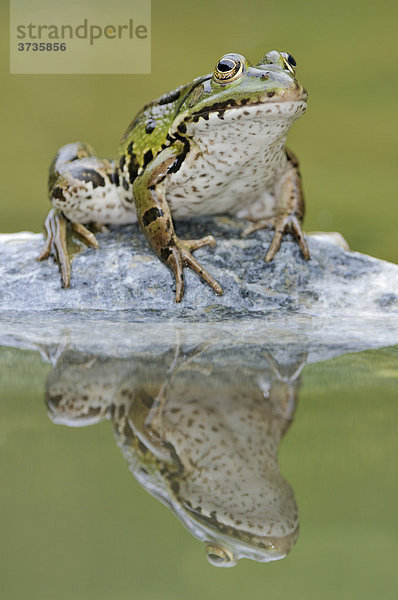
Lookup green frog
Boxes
[38,50,309,301]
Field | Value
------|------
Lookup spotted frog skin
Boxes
[38,50,309,301]
[46,344,303,566]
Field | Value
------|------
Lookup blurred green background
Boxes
[0,0,397,262]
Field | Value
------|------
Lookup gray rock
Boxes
[0,216,397,319]
[0,216,397,357]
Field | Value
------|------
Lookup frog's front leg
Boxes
[38,142,135,287]
[244,149,310,262]
[133,146,223,302]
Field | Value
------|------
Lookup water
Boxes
[0,321,397,600]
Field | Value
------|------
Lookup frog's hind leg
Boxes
[243,149,310,262]
[38,142,135,287]
[38,209,70,286]
[37,209,100,287]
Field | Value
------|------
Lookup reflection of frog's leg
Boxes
[265,350,307,383]
[130,338,214,448]
[244,149,310,262]
[144,340,213,426]
[35,335,71,367]
[128,340,216,464]
[261,351,307,425]
[168,331,215,376]
[38,142,134,287]
[133,146,223,302]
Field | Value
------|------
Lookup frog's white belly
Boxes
[166,101,304,221]
[167,149,282,221]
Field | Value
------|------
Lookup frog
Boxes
[38,50,309,302]
[46,340,303,566]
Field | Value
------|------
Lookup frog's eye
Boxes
[281,52,297,75]
[205,543,236,567]
[214,53,244,83]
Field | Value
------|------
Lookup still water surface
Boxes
[0,333,397,599]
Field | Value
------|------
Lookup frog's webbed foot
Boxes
[243,215,310,262]
[244,154,311,263]
[37,208,100,287]
[241,217,274,237]
[266,214,310,263]
[37,209,71,286]
[91,222,109,234]
[71,222,100,249]
[166,236,223,303]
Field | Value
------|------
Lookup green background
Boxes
[1,0,397,262]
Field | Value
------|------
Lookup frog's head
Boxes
[174,51,307,133]
[130,456,299,567]
[168,471,299,567]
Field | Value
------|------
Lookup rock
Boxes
[0,216,397,320]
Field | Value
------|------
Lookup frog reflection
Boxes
[45,344,304,567]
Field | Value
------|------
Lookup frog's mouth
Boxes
[187,89,307,123]
[175,499,299,564]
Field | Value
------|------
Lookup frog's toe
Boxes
[37,210,102,288]
[182,249,223,296]
[265,215,310,262]
[91,222,109,234]
[37,209,71,287]
[241,218,273,238]
[182,235,217,251]
[180,243,223,299]
[165,247,185,302]
[265,228,284,262]
[290,217,310,260]
[71,222,100,249]
[166,239,223,302]
[37,231,52,262]
[37,208,59,261]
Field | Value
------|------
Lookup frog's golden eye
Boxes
[214,53,244,83]
[281,52,297,75]
[205,543,236,567]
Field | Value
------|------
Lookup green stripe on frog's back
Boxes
[116,76,212,187]
[117,84,187,179]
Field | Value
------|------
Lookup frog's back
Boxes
[118,82,192,163]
